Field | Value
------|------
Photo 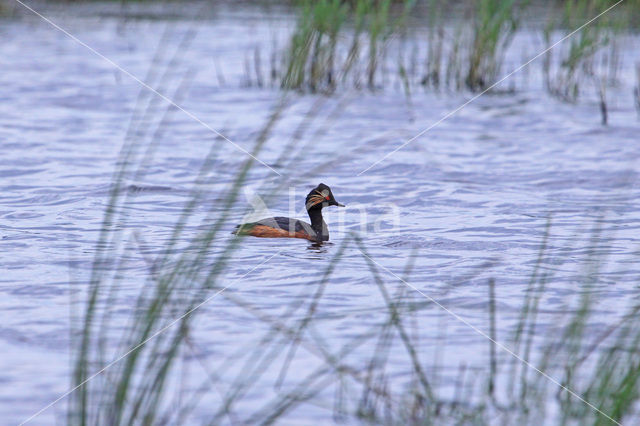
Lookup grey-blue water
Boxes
[2,2,640,424]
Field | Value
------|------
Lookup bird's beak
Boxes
[335,201,345,207]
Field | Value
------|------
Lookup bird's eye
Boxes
[325,196,330,200]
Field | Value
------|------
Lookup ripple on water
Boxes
[0,7,639,425]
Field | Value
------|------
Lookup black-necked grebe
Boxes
[233,183,345,242]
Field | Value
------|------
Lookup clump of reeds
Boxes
[280,0,413,93]
[543,0,621,102]
[465,0,524,91]
[420,0,445,89]
[64,30,292,422]
[271,0,639,120]
[281,0,349,92]
[279,0,525,93]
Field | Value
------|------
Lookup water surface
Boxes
[1,2,640,424]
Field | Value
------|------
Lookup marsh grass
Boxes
[69,105,289,424]
[465,0,525,91]
[256,0,640,121]
[280,0,415,93]
[64,3,640,424]
[634,63,640,117]
[543,0,619,103]
[281,0,349,92]
[71,160,640,426]
[278,0,524,93]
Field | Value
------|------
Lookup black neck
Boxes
[307,208,325,236]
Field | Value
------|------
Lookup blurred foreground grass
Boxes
[67,89,640,426]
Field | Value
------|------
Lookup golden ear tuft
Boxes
[306,194,325,208]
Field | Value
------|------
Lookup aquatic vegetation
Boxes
[71,168,640,424]
[421,0,445,89]
[69,93,288,424]
[272,0,640,121]
[465,0,525,91]
[634,63,640,118]
[64,62,640,422]
[281,0,413,92]
[539,0,640,124]
[55,1,640,424]
[543,0,618,102]
[281,0,350,92]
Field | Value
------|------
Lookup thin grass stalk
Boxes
[466,0,524,91]
[117,102,288,424]
[507,216,552,397]
[355,238,434,404]
[208,237,353,422]
[71,91,287,424]
[358,248,417,419]
[488,278,497,398]
[273,237,352,388]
